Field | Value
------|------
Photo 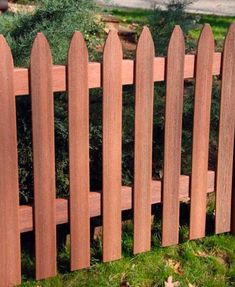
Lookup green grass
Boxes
[189,14,235,43]
[108,7,153,24]
[109,7,235,42]
[20,211,235,287]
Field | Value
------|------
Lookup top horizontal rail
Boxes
[14,53,222,96]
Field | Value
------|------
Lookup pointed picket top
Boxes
[0,34,21,286]
[30,31,56,280]
[136,26,155,55]
[68,31,88,60]
[102,28,123,262]
[162,25,185,247]
[224,23,235,50]
[103,29,122,57]
[133,25,154,254]
[30,32,52,64]
[68,30,90,270]
[189,23,214,240]
[215,22,235,234]
[197,24,214,51]
[168,25,185,52]
[0,35,14,67]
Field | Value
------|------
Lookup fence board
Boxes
[13,53,222,96]
[68,32,90,270]
[190,25,214,240]
[102,30,123,262]
[134,27,154,254]
[18,171,216,233]
[162,26,185,246]
[30,33,57,280]
[0,35,21,287]
[232,142,235,235]
[216,23,235,234]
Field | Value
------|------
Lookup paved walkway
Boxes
[98,0,235,16]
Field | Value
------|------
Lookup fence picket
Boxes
[216,23,235,234]
[190,24,214,240]
[134,27,155,254]
[30,33,57,279]
[103,30,123,262]
[0,35,21,287]
[162,26,185,246]
[232,142,235,235]
[68,32,90,270]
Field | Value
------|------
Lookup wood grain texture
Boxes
[162,26,185,247]
[102,30,123,262]
[232,141,235,235]
[0,35,21,287]
[68,32,90,270]
[190,25,214,240]
[30,33,57,280]
[133,27,154,254]
[216,23,235,234]
[13,53,222,96]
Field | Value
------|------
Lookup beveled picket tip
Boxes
[224,23,235,47]
[168,25,185,51]
[68,31,88,57]
[0,34,13,59]
[103,29,122,55]
[30,32,52,61]
[0,32,21,287]
[198,24,214,45]
[137,26,154,48]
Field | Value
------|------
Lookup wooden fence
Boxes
[0,23,235,286]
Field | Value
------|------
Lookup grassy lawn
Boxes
[20,225,235,286]
[20,203,235,287]
[108,7,235,42]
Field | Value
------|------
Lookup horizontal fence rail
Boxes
[0,23,235,286]
[13,53,222,96]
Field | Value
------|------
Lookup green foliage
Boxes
[0,0,104,203]
[149,0,198,55]
[0,0,104,66]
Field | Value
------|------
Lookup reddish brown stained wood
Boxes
[13,53,222,96]
[30,33,57,280]
[19,171,215,233]
[134,27,154,254]
[190,25,214,240]
[216,23,235,234]
[102,30,123,262]
[0,35,21,287]
[231,142,235,235]
[162,26,185,247]
[68,32,90,270]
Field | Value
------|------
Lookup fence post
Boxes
[232,139,235,235]
[68,32,90,270]
[0,35,21,286]
[190,24,214,240]
[30,33,57,280]
[133,27,154,254]
[162,26,185,247]
[215,23,235,234]
[102,30,123,262]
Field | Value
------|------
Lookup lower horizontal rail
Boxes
[19,171,215,233]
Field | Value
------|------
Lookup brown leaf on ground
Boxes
[166,259,184,275]
[164,276,180,287]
